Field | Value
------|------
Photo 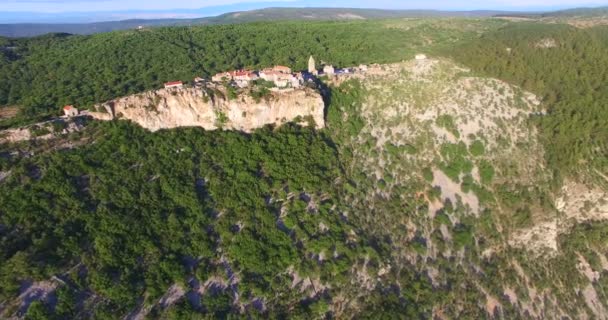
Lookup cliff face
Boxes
[90,87,325,132]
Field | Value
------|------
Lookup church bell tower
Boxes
[308,55,317,75]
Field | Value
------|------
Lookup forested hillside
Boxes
[1,18,607,319]
[1,123,378,318]
[447,23,608,177]
[542,6,608,17]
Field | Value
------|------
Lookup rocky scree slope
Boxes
[330,58,608,318]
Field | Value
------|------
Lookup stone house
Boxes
[63,105,78,117]
[260,71,299,88]
[232,70,258,82]
[212,70,258,86]
[164,81,183,89]
[212,72,232,82]
[323,65,335,75]
[259,70,279,82]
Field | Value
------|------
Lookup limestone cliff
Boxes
[90,86,325,132]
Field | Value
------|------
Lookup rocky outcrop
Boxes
[534,38,558,49]
[0,118,86,144]
[508,180,608,254]
[90,86,325,132]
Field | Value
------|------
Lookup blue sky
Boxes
[1,0,607,23]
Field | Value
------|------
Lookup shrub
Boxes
[422,167,434,182]
[226,85,238,100]
[436,114,460,138]
[250,87,271,103]
[30,125,51,137]
[513,207,533,228]
[215,111,228,128]
[461,174,474,193]
[469,140,485,156]
[453,223,474,249]
[479,160,495,185]
[52,120,68,133]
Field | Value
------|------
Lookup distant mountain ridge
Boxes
[1,7,512,38]
[540,6,608,17]
[494,6,608,18]
[1,6,607,38]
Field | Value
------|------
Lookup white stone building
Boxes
[164,81,183,89]
[308,56,317,75]
[63,105,78,117]
[260,71,300,88]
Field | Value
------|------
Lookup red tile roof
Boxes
[164,81,183,86]
[230,70,255,77]
[63,105,74,110]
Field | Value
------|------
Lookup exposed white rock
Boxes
[432,169,480,215]
[0,170,10,182]
[535,38,558,49]
[0,119,86,144]
[582,284,607,319]
[556,181,608,223]
[577,253,601,282]
[158,284,185,309]
[512,180,608,254]
[510,220,558,252]
[503,287,518,305]
[9,281,58,318]
[0,127,32,143]
[90,86,325,133]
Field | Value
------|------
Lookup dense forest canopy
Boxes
[0,121,439,318]
[446,23,608,176]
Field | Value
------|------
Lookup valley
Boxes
[0,10,607,320]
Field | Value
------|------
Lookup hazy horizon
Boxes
[1,1,607,23]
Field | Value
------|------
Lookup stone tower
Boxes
[308,56,317,74]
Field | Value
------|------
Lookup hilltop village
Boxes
[163,55,365,91]
[0,54,431,144]
[59,55,385,117]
